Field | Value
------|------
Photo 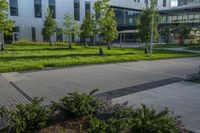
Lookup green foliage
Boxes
[171,24,192,44]
[42,9,57,45]
[130,104,179,133]
[0,0,14,35]
[88,116,128,133]
[94,0,118,46]
[88,117,108,133]
[0,0,14,50]
[80,13,95,41]
[89,104,181,133]
[63,12,79,48]
[137,0,160,47]
[52,89,101,117]
[8,98,51,133]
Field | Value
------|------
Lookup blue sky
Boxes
[171,0,178,7]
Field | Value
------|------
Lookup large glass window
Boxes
[9,0,18,16]
[163,0,166,7]
[34,0,42,18]
[74,0,80,21]
[49,0,56,18]
[114,8,139,27]
[85,2,91,16]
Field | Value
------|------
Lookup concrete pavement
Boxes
[0,57,199,106]
[0,57,200,131]
[112,81,200,132]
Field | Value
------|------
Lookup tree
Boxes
[0,0,14,51]
[160,25,171,43]
[63,12,79,49]
[42,9,57,46]
[94,0,118,49]
[137,0,159,54]
[80,13,95,47]
[171,23,191,44]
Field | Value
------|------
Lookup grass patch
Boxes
[0,44,200,73]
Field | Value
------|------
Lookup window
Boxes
[145,0,148,5]
[9,0,18,16]
[85,2,91,16]
[31,27,36,41]
[49,0,56,18]
[163,0,166,7]
[74,0,80,21]
[34,0,42,18]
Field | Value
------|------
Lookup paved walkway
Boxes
[157,47,200,53]
[0,57,200,131]
[0,57,199,107]
[112,81,200,132]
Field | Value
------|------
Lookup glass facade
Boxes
[34,0,42,18]
[49,0,56,18]
[178,0,200,6]
[85,2,91,16]
[74,0,80,21]
[10,0,18,16]
[113,7,139,29]
[163,0,166,7]
[161,12,200,24]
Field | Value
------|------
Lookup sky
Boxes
[171,0,178,7]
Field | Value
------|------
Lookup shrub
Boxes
[130,104,180,133]
[14,40,76,46]
[15,40,49,46]
[8,98,51,133]
[52,89,102,117]
[88,116,129,133]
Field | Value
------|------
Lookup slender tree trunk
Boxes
[93,35,96,46]
[1,43,4,51]
[49,37,52,46]
[1,34,4,51]
[107,41,110,50]
[68,34,72,49]
[84,38,87,47]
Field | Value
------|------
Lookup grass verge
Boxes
[0,44,200,73]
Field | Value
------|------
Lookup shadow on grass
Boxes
[0,53,136,61]
[7,47,78,51]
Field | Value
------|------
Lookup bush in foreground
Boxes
[0,90,183,133]
[0,98,51,133]
[51,89,102,117]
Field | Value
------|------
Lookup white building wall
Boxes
[6,0,172,43]
[7,0,98,42]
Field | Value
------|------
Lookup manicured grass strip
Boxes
[0,45,200,73]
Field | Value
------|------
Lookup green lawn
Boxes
[0,44,200,73]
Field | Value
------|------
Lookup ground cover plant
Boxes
[0,41,200,73]
[0,90,186,133]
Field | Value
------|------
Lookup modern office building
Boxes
[3,0,172,43]
[178,0,200,6]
